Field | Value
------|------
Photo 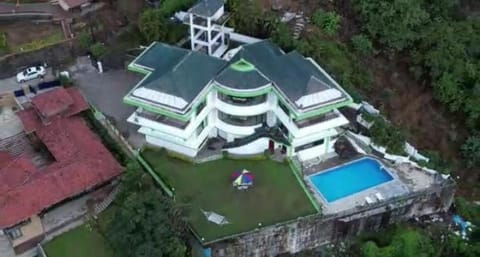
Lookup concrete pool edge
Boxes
[306,156,397,204]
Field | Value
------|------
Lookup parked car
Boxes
[16,66,46,83]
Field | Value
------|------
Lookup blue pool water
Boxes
[309,158,393,203]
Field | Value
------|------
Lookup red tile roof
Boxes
[0,88,122,228]
[31,87,88,121]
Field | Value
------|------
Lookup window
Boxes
[218,111,266,126]
[294,139,325,152]
[196,119,207,136]
[278,100,290,116]
[196,100,206,115]
[5,227,22,240]
[218,93,267,106]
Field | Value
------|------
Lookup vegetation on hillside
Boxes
[106,161,188,257]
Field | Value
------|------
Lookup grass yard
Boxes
[43,208,115,257]
[142,148,317,243]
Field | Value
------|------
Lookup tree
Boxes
[107,161,188,257]
[351,34,373,56]
[312,9,342,36]
[78,31,92,49]
[354,0,430,51]
[271,22,297,51]
[363,114,407,155]
[90,42,107,59]
[461,133,480,168]
[138,9,168,43]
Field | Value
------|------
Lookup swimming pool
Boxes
[308,157,393,203]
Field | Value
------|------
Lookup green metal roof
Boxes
[128,40,349,112]
[230,41,345,104]
[131,43,226,107]
[215,60,270,90]
[190,0,224,17]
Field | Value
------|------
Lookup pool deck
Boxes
[298,154,443,215]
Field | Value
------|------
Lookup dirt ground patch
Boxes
[0,22,62,48]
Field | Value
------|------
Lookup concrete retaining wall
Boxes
[209,182,455,257]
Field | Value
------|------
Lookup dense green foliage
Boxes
[107,162,188,257]
[461,133,480,167]
[227,0,278,38]
[138,9,168,43]
[78,31,93,49]
[354,0,430,51]
[0,32,7,51]
[351,34,373,56]
[363,114,406,154]
[90,42,107,59]
[159,0,196,16]
[417,150,455,174]
[312,9,342,36]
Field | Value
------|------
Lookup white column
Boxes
[189,13,195,51]
[207,17,212,55]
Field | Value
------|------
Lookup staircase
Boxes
[0,233,15,257]
[94,186,120,214]
[223,125,290,149]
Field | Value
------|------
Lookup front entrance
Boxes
[268,140,274,153]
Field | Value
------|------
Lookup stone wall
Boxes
[209,182,455,257]
[0,40,82,79]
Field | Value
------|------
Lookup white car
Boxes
[16,66,46,83]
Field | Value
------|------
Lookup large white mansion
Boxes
[123,0,354,161]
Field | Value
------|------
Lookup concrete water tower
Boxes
[188,0,230,57]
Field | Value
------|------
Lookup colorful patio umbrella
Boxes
[231,169,254,189]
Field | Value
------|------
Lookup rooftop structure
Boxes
[0,88,122,229]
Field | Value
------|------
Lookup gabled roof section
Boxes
[190,0,224,17]
[134,42,190,73]
[214,59,270,90]
[230,40,348,109]
[131,47,226,110]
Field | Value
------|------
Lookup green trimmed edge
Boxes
[136,151,174,197]
[230,58,256,72]
[287,159,321,213]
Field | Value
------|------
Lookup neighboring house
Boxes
[58,0,91,11]
[0,87,122,256]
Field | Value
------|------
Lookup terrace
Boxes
[141,148,318,243]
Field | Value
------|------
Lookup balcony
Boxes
[218,112,266,127]
[135,110,189,129]
[294,112,339,128]
[216,93,269,116]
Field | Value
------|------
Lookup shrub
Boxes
[417,150,455,174]
[461,133,480,168]
[78,31,92,49]
[351,34,373,56]
[312,9,341,36]
[0,32,7,50]
[90,42,107,59]
[363,113,407,155]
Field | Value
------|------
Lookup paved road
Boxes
[0,2,69,19]
[0,67,55,94]
[68,57,145,148]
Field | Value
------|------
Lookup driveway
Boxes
[0,67,55,94]
[68,57,145,148]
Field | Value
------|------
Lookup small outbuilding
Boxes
[58,0,91,12]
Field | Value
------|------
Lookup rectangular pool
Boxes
[308,157,393,203]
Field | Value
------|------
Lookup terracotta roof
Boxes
[31,87,88,121]
[0,151,12,169]
[0,88,122,228]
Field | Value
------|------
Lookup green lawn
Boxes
[44,209,115,257]
[142,148,317,243]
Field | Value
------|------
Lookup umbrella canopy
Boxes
[231,169,254,187]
